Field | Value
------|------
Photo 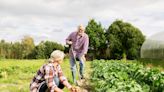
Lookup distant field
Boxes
[0,59,91,92]
[139,58,164,70]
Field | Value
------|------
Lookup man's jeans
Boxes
[70,56,85,83]
[38,76,64,92]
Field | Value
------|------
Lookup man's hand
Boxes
[81,55,86,62]
[66,40,73,45]
[79,54,86,62]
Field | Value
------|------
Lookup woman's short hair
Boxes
[50,50,65,62]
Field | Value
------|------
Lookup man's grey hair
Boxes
[78,24,85,31]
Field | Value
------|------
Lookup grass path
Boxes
[76,61,92,92]
[62,60,92,92]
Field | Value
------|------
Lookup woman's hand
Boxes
[69,86,79,92]
[54,87,63,92]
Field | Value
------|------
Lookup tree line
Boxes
[0,19,145,60]
[0,36,65,59]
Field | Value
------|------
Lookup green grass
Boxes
[0,59,91,92]
[0,59,45,92]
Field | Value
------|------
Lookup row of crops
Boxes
[90,60,164,92]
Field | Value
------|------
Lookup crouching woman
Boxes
[30,50,75,92]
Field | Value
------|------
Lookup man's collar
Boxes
[76,32,85,37]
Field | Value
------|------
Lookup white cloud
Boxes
[0,0,164,45]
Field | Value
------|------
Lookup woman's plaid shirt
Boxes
[30,63,67,92]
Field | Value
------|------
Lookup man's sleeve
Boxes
[81,35,89,55]
[66,32,73,44]
[44,65,57,92]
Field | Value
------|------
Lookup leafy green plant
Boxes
[91,60,164,92]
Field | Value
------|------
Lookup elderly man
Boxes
[66,25,89,83]
[30,50,77,92]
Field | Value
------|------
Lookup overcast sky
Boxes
[0,0,164,45]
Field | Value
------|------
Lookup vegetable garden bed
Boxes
[90,60,164,92]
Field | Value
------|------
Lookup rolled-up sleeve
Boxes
[58,65,72,88]
[44,66,57,92]
[58,65,67,83]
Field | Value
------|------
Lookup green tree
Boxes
[106,20,145,60]
[35,42,46,59]
[85,19,106,59]
[21,36,35,59]
[12,42,23,59]
[43,41,65,59]
[0,40,13,59]
[27,43,45,59]
[0,40,7,59]
[29,41,65,59]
